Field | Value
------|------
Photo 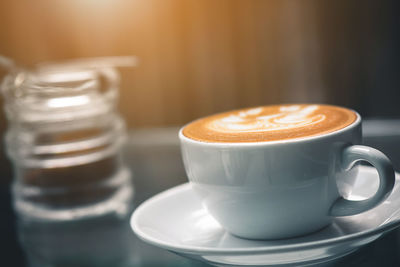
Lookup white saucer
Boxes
[131,166,400,266]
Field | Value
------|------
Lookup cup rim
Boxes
[179,108,361,147]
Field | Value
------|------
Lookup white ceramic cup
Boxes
[179,111,395,240]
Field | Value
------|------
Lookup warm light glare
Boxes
[40,71,95,84]
[48,95,90,108]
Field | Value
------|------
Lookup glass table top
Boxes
[1,119,400,266]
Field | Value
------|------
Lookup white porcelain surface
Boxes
[179,114,395,239]
[131,166,400,266]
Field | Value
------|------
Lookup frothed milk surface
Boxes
[182,104,357,143]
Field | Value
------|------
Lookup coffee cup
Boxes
[179,104,395,239]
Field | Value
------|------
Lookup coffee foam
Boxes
[208,105,325,133]
[182,104,357,143]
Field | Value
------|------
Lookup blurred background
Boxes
[1,0,399,127]
[0,0,399,265]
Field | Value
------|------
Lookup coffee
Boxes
[180,104,394,239]
[182,104,357,143]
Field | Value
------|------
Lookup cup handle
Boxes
[330,145,395,216]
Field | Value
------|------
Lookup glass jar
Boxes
[1,61,137,266]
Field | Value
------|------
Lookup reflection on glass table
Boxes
[3,119,400,266]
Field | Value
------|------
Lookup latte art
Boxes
[182,104,357,143]
[208,105,325,133]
